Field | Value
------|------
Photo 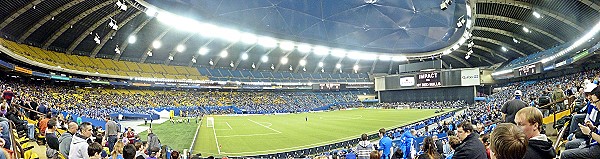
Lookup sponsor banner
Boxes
[461,68,480,86]
[400,76,415,87]
[14,66,32,74]
[416,72,441,87]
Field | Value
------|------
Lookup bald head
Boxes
[68,122,78,134]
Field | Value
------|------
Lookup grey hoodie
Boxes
[356,140,373,159]
[58,132,73,157]
[68,134,89,159]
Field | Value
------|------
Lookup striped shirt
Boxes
[584,102,600,145]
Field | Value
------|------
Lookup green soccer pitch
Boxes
[139,109,445,157]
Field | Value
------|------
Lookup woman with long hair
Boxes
[111,140,125,159]
[418,136,442,159]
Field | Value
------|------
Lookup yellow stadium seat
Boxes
[138,63,155,73]
[186,67,201,76]
[151,64,166,73]
[124,61,142,72]
[126,72,140,77]
[152,74,165,79]
[113,61,130,71]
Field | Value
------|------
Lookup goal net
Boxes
[207,117,214,128]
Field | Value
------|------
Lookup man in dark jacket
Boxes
[515,107,556,159]
[452,121,487,159]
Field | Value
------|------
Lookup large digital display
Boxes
[416,72,442,87]
[514,63,543,77]
[312,83,345,90]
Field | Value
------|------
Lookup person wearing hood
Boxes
[356,134,373,159]
[59,122,78,157]
[400,129,416,159]
[514,107,556,159]
[69,122,93,159]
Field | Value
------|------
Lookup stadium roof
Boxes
[0,0,598,74]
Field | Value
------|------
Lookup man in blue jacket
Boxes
[378,128,392,159]
[400,129,416,159]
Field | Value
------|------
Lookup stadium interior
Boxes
[0,0,598,159]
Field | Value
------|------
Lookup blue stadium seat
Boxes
[273,72,283,78]
[197,67,211,76]
[282,72,293,78]
[220,69,232,77]
[292,73,301,79]
[240,70,252,78]
[262,72,274,78]
[252,71,263,78]
[209,69,221,77]
[230,70,242,77]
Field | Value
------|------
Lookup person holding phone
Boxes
[561,85,600,158]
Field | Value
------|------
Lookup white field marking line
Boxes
[221,117,431,155]
[247,119,281,133]
[216,132,281,138]
[226,122,233,129]
[212,125,221,154]
[219,110,450,155]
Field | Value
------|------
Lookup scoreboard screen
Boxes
[514,62,543,77]
[416,72,442,87]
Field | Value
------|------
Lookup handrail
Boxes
[8,121,22,159]
[537,95,576,110]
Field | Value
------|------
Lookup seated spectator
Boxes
[514,107,556,159]
[88,142,103,159]
[561,86,600,158]
[453,121,487,159]
[489,123,528,159]
[123,144,136,159]
[134,141,148,159]
[147,147,161,159]
[418,136,442,159]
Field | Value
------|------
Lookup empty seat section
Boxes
[152,74,165,79]
[209,69,221,77]
[150,64,166,74]
[124,62,142,72]
[240,70,252,78]
[175,66,190,75]
[301,73,312,79]
[139,73,153,78]
[219,69,232,77]
[262,72,273,78]
[196,67,210,76]
[162,66,177,74]
[282,72,293,78]
[252,71,263,78]
[126,72,140,77]
[231,70,242,78]
[100,59,118,70]
[113,61,130,72]
[292,73,301,79]
[77,56,95,68]
[273,72,283,78]
[138,63,154,73]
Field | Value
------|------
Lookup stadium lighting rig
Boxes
[114,45,121,54]
[116,0,128,11]
[440,0,452,10]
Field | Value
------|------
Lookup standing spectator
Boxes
[378,128,392,159]
[147,128,160,150]
[418,136,441,159]
[59,122,78,157]
[69,122,93,159]
[38,113,51,138]
[37,101,47,115]
[514,107,556,159]
[125,127,135,144]
[46,119,60,158]
[356,134,373,159]
[400,130,416,159]
[433,135,444,155]
[501,90,527,124]
[552,85,566,111]
[452,122,487,159]
[2,87,14,106]
[104,116,119,152]
[489,123,528,159]
[88,142,103,159]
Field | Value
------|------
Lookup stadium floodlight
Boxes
[313,45,330,55]
[146,8,157,17]
[378,55,391,61]
[440,0,451,10]
[222,28,241,42]
[465,55,470,59]
[241,33,258,44]
[392,56,408,62]
[523,27,530,33]
[353,65,359,71]
[279,41,295,51]
[533,11,541,19]
[198,23,219,37]
[289,65,293,71]
[220,50,228,58]
[198,47,209,55]
[297,43,312,53]
[258,36,277,48]
[299,59,307,66]
[94,33,100,44]
[513,38,520,43]
[261,56,268,63]
[168,55,174,60]
[114,45,120,54]
[321,68,325,72]
[230,61,234,67]
[251,63,256,68]
[331,49,346,57]
[116,0,128,11]
[209,59,214,65]
[303,67,306,72]
[335,63,341,69]
[501,47,508,52]
[176,45,186,52]
[318,62,324,67]
[241,52,248,60]
[147,51,152,57]
[191,58,196,63]
[128,36,136,44]
[271,64,275,70]
[152,41,161,49]
[280,57,288,64]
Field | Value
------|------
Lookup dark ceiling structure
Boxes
[0,0,598,75]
